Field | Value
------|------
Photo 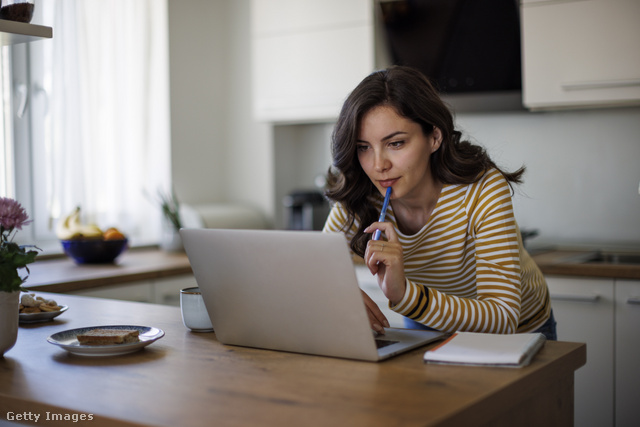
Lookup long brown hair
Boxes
[325,66,524,257]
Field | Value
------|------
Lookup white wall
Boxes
[168,0,640,248]
[456,107,640,248]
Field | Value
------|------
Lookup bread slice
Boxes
[76,328,140,345]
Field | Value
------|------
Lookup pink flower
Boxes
[0,197,32,231]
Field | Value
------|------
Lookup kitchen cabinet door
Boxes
[521,0,640,110]
[546,276,614,427]
[615,280,640,427]
[70,282,154,303]
[251,0,374,123]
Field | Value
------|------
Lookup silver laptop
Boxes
[180,228,445,362]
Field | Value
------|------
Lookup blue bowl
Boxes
[61,239,128,264]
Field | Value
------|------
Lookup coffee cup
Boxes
[180,287,214,332]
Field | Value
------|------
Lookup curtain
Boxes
[36,0,170,243]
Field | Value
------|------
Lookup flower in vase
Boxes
[0,197,39,293]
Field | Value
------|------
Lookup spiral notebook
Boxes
[423,332,546,367]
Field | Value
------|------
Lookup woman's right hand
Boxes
[361,289,390,334]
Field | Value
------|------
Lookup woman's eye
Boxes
[356,145,369,152]
[389,140,404,148]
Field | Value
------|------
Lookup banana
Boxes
[55,207,80,239]
[56,207,104,240]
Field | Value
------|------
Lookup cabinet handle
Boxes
[627,297,640,305]
[562,79,640,91]
[550,293,600,303]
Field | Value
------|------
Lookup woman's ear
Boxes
[431,127,443,153]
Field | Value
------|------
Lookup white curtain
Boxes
[36,0,170,243]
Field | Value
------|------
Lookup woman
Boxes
[323,66,556,340]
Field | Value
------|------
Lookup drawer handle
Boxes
[627,297,640,305]
[562,79,640,91]
[550,293,600,303]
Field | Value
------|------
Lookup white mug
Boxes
[180,287,214,332]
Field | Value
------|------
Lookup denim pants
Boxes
[403,309,558,341]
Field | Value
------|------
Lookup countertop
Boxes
[531,248,640,280]
[0,293,586,427]
[25,248,192,293]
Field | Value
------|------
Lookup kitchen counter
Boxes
[25,249,192,293]
[531,248,640,280]
[0,293,586,427]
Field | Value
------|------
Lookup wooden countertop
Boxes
[532,249,640,280]
[25,249,193,293]
[0,293,586,427]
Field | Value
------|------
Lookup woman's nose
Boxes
[373,151,390,172]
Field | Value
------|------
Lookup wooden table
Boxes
[0,293,586,427]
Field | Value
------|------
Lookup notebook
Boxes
[180,228,446,362]
[424,332,546,367]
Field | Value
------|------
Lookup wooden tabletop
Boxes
[0,293,586,427]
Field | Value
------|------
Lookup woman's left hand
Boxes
[364,222,406,305]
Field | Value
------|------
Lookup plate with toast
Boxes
[47,325,165,356]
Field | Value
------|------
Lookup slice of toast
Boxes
[76,328,140,345]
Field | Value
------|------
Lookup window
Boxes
[1,0,170,252]
[0,47,13,197]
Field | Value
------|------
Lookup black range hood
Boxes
[378,0,523,112]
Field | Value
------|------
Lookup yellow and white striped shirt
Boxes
[323,168,550,334]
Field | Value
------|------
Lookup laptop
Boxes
[180,228,446,362]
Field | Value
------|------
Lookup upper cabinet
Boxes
[0,19,52,46]
[251,0,375,123]
[521,0,640,111]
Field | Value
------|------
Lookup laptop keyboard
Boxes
[375,339,399,349]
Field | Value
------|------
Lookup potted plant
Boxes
[0,197,38,356]
[156,189,183,252]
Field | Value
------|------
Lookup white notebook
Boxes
[423,332,546,368]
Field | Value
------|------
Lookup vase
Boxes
[160,227,183,253]
[0,290,20,357]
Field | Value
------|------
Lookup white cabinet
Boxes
[251,0,375,123]
[546,276,614,427]
[547,276,640,427]
[70,282,155,303]
[521,0,640,110]
[615,280,640,427]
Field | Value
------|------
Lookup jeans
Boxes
[403,309,558,341]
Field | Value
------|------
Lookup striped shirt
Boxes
[323,168,551,334]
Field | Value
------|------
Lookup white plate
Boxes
[19,305,69,324]
[47,325,165,357]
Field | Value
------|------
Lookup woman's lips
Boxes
[378,179,398,188]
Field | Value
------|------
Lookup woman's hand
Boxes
[364,222,406,305]
[361,289,390,335]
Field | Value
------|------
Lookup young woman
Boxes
[323,66,556,340]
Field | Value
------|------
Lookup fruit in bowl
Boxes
[60,238,128,264]
[56,207,128,264]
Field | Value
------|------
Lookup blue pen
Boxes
[373,187,392,241]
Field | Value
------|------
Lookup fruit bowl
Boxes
[61,239,128,264]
